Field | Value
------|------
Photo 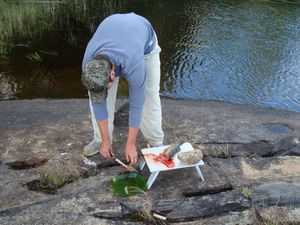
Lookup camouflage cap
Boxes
[81,58,111,102]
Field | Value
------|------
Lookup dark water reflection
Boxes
[159,0,300,112]
[1,0,300,112]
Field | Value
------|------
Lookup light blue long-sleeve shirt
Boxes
[82,13,156,128]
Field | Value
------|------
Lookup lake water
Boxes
[1,0,300,112]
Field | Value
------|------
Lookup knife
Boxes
[113,157,139,173]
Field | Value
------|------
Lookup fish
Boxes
[162,143,184,159]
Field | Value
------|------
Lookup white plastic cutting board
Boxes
[141,142,204,173]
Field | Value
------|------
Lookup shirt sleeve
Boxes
[126,61,146,128]
[91,101,108,121]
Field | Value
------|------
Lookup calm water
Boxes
[1,0,300,112]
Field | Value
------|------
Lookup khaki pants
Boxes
[89,38,164,146]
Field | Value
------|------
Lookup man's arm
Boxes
[89,100,113,159]
[97,119,114,159]
[125,127,139,165]
[125,61,146,165]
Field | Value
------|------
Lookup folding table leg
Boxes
[195,166,204,181]
[147,171,160,189]
[138,158,146,171]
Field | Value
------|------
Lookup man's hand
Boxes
[125,144,138,165]
[100,140,114,160]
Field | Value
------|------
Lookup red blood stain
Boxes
[144,153,175,168]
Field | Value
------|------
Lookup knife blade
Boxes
[113,157,139,173]
[114,158,128,169]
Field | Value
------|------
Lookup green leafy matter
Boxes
[109,172,147,196]
[242,187,254,199]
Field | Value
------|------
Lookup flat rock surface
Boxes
[0,98,300,224]
[206,156,300,187]
[1,98,300,164]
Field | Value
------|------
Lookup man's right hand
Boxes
[100,140,114,159]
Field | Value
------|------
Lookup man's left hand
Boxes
[125,144,138,165]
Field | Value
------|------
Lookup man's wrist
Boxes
[126,142,136,146]
[102,138,110,144]
[126,127,139,146]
